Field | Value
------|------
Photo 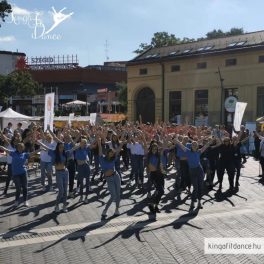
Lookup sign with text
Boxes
[44,93,55,131]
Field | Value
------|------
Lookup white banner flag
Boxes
[68,113,75,127]
[44,93,55,131]
[233,102,247,134]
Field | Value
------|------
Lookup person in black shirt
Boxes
[253,131,261,160]
[216,137,236,192]
[232,136,242,191]
[206,138,220,189]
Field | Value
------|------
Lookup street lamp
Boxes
[83,87,89,116]
[216,67,225,124]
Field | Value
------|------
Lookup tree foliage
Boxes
[0,0,12,27]
[116,82,127,111]
[134,31,195,54]
[134,28,245,54]
[0,70,39,107]
[198,27,244,41]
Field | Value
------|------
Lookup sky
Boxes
[0,0,264,66]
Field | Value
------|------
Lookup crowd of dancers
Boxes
[0,121,263,218]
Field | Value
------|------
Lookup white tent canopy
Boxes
[63,100,89,106]
[0,108,32,130]
[0,108,32,119]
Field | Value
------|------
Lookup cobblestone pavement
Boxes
[0,157,264,263]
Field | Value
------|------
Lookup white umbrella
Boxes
[64,100,89,106]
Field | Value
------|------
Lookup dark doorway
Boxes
[136,87,155,123]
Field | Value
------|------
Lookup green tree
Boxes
[134,31,192,54]
[198,28,244,40]
[0,71,39,106]
[0,0,12,27]
[134,28,245,54]
[0,75,8,106]
[226,27,244,36]
[116,82,127,111]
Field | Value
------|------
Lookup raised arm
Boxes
[174,137,188,152]
[0,145,10,155]
[36,140,51,151]
[256,131,264,140]
[199,139,213,154]
[0,131,10,144]
[47,126,63,143]
[209,138,222,149]
[28,148,41,158]
[97,137,103,156]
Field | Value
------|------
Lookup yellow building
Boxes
[127,31,264,126]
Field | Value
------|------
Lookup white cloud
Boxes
[0,36,16,42]
[12,4,31,16]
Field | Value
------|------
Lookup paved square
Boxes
[1,157,264,263]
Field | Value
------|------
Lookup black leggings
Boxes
[67,159,76,193]
[234,158,241,184]
[13,173,28,202]
[180,160,191,189]
[150,171,164,205]
[208,159,219,183]
[218,162,235,189]
[260,157,264,177]
[4,164,12,194]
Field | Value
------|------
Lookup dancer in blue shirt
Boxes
[0,143,39,207]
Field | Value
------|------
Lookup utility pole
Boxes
[105,40,109,62]
[217,67,225,124]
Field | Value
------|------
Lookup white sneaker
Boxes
[69,192,74,199]
[79,196,83,203]
[24,201,29,207]
[84,197,89,204]
[62,205,68,213]
[14,200,19,207]
[114,208,120,216]
[54,204,60,213]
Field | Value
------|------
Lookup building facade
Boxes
[0,51,26,75]
[10,59,127,115]
[127,31,264,126]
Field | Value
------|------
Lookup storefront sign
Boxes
[31,57,54,64]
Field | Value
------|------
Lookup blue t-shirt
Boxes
[176,144,189,159]
[75,147,90,161]
[148,155,166,169]
[48,150,67,165]
[99,155,116,173]
[64,143,74,160]
[185,148,201,168]
[10,151,30,176]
